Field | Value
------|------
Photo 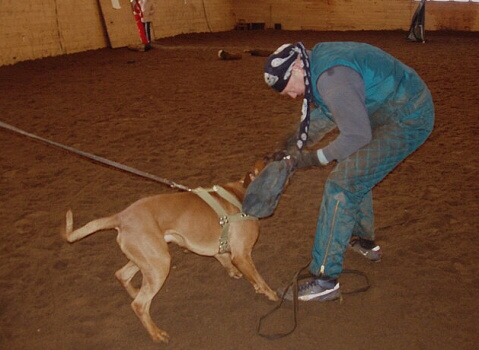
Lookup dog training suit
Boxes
[304,42,435,279]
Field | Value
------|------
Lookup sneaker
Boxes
[349,237,382,262]
[278,278,340,302]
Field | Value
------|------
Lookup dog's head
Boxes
[242,156,272,188]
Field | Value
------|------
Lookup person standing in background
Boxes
[139,0,155,50]
[130,0,155,51]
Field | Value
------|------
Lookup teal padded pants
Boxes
[309,93,434,279]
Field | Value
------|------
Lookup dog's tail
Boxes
[62,209,119,243]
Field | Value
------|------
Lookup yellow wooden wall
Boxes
[0,0,478,66]
[0,0,234,66]
[0,0,107,66]
[233,1,479,31]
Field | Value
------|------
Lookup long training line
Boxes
[0,121,191,191]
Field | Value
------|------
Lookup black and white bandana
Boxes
[264,42,312,150]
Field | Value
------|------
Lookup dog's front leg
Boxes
[227,222,279,301]
[231,253,279,301]
[214,253,243,279]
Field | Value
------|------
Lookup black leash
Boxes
[257,264,370,340]
[257,263,309,340]
[0,121,191,191]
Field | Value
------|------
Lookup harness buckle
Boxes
[219,216,229,226]
[218,240,230,254]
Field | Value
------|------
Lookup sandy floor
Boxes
[1,30,478,349]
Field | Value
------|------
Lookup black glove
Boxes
[272,150,289,161]
[293,150,322,169]
[272,150,322,169]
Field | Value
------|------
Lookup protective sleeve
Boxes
[317,66,372,163]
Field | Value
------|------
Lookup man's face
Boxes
[280,60,305,99]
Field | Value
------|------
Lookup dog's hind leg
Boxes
[120,233,172,343]
[214,253,243,279]
[115,261,140,299]
[132,257,171,343]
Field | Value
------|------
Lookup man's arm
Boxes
[317,66,372,163]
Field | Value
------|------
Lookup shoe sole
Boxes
[279,283,340,302]
[298,283,340,301]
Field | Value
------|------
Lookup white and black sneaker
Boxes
[349,237,382,262]
[278,278,340,302]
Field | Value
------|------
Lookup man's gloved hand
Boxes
[272,150,289,161]
[272,150,322,169]
[294,150,322,169]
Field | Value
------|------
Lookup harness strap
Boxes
[192,186,257,254]
[212,185,243,209]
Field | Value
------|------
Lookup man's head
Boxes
[264,44,301,93]
[263,42,313,150]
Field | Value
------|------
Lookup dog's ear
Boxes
[242,156,271,188]
[253,156,272,177]
[262,155,272,168]
[242,171,254,188]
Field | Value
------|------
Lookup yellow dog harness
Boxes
[192,185,257,254]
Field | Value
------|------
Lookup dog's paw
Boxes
[269,291,280,302]
[228,268,243,279]
[255,286,279,301]
[151,329,170,343]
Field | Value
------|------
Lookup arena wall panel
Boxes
[0,0,477,66]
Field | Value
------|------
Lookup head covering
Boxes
[264,44,297,92]
[264,42,312,150]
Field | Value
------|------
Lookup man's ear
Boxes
[292,60,302,73]
[294,55,303,67]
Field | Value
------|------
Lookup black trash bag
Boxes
[242,158,295,218]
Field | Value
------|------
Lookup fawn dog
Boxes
[61,158,278,343]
